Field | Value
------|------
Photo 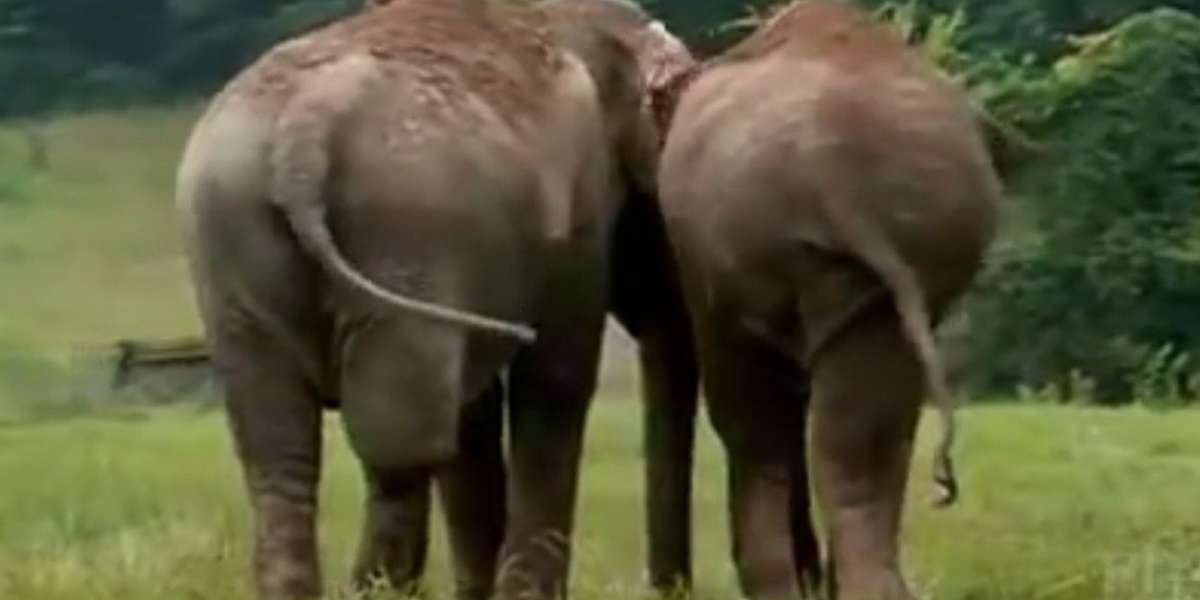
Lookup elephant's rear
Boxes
[662,0,999,534]
[661,6,1000,328]
[657,7,1002,597]
[803,66,1000,310]
[177,86,340,398]
[176,86,276,323]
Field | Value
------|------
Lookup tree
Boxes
[965,8,1200,402]
[0,0,358,117]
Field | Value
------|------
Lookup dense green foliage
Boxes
[964,9,1200,402]
[8,0,1197,117]
[0,0,360,116]
[0,0,1195,109]
[861,0,1200,60]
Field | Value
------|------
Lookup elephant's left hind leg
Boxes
[351,467,432,596]
[638,321,700,595]
[809,303,922,600]
[438,380,507,600]
[217,334,325,600]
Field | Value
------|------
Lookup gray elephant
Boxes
[175,1,692,599]
[389,1,705,597]
[656,2,1000,599]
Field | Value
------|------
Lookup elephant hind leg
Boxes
[350,467,432,596]
[808,302,921,600]
[694,316,817,600]
[638,322,700,595]
[495,315,606,600]
[335,317,469,595]
[217,339,324,600]
[437,379,507,600]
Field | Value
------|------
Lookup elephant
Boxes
[544,0,702,594]
[429,2,701,597]
[174,1,694,599]
[393,0,704,596]
[654,2,1001,598]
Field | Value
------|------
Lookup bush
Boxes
[965,9,1200,403]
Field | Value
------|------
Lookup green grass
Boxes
[0,106,202,354]
[0,403,1199,599]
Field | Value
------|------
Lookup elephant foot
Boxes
[439,383,506,600]
[730,460,805,600]
[252,495,322,600]
[495,529,573,600]
[834,568,914,600]
[350,468,432,596]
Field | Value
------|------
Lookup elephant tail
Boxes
[822,195,959,508]
[269,98,537,344]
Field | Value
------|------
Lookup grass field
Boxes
[2,108,1199,600]
[0,107,201,354]
[0,403,1199,599]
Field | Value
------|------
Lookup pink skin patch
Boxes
[635,21,699,138]
[639,21,695,90]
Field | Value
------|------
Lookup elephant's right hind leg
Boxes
[437,379,507,600]
[220,344,324,600]
[351,467,432,596]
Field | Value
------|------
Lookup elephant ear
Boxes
[636,21,699,139]
[550,17,657,187]
[646,61,701,143]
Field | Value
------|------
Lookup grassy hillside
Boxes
[0,403,1198,599]
[0,106,203,354]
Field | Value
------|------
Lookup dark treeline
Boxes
[0,0,362,117]
[4,0,1200,404]
[4,0,1200,117]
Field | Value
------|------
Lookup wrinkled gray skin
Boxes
[175,1,692,598]
[657,2,1000,599]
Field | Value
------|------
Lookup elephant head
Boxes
[540,0,696,197]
